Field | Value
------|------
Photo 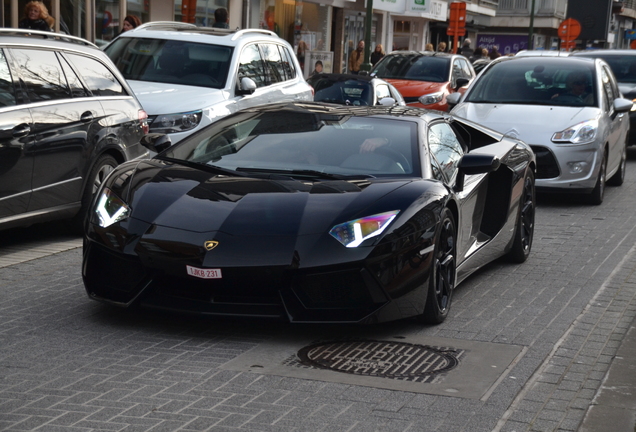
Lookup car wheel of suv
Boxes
[71,155,118,231]
[418,207,456,325]
[607,140,627,187]
[587,150,606,205]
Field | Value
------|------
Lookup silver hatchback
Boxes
[448,55,632,204]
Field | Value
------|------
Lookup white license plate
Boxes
[186,265,222,279]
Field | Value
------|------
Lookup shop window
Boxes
[174,0,228,27]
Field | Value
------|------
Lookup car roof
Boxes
[385,51,457,59]
[515,50,571,57]
[572,49,636,57]
[0,28,99,53]
[113,21,282,47]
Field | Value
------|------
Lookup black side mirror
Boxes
[455,154,500,191]
[455,77,470,91]
[140,133,172,154]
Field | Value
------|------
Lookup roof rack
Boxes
[128,22,279,40]
[0,28,97,48]
[133,21,198,31]
[231,28,278,40]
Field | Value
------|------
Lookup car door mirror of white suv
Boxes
[613,98,633,114]
[237,77,257,96]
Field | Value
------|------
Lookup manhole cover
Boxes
[296,340,459,379]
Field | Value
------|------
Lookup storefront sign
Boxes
[408,0,447,21]
[305,51,334,78]
[476,34,528,55]
[372,0,406,14]
[625,29,636,40]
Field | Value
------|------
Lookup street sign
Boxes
[558,18,581,42]
[561,40,576,50]
[447,2,467,48]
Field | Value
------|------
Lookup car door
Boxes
[10,48,105,213]
[600,64,625,173]
[451,57,474,95]
[235,43,272,111]
[0,48,33,220]
[428,120,487,267]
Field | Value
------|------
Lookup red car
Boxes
[370,51,476,111]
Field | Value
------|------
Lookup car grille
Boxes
[530,145,560,179]
[292,269,375,309]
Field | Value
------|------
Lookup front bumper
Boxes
[531,142,601,192]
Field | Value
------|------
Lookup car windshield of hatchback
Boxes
[163,111,419,177]
[372,54,450,83]
[310,78,373,106]
[464,59,598,107]
[105,38,232,89]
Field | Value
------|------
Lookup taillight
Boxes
[138,109,149,134]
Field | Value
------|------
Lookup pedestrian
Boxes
[489,46,501,60]
[121,15,141,34]
[437,41,447,53]
[460,38,473,57]
[309,60,323,77]
[212,7,229,29]
[425,43,434,52]
[18,1,54,32]
[297,40,308,71]
[348,39,364,74]
[370,44,385,66]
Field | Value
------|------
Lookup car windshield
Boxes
[105,37,232,89]
[163,110,419,177]
[372,54,450,83]
[464,58,598,107]
[310,77,373,106]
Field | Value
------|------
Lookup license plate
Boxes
[186,265,222,279]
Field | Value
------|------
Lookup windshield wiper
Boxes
[160,157,246,177]
[235,167,374,180]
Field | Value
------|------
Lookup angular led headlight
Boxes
[93,188,130,228]
[419,91,444,105]
[329,210,399,248]
[150,110,202,134]
[552,119,598,144]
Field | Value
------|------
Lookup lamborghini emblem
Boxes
[204,241,219,251]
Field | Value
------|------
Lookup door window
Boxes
[59,55,89,98]
[66,54,126,96]
[12,49,70,102]
[238,44,266,88]
[260,43,283,84]
[428,122,464,184]
[0,49,16,107]
[376,84,390,101]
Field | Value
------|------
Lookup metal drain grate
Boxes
[285,340,462,383]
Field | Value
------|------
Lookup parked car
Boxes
[0,29,149,231]
[307,73,405,107]
[447,55,632,204]
[104,21,313,144]
[83,101,535,325]
[573,49,636,144]
[370,51,475,111]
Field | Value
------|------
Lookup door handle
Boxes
[12,123,30,138]
[80,111,94,123]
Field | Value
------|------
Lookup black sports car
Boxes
[83,102,536,324]
[308,73,406,107]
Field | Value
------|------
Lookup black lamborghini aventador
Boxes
[82,102,536,324]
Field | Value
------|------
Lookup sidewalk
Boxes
[578,314,636,432]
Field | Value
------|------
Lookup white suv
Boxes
[104,22,313,143]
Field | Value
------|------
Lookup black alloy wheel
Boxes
[420,207,456,324]
[587,150,606,205]
[508,170,535,263]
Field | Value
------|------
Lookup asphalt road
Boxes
[2,151,636,432]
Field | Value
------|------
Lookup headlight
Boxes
[150,110,202,134]
[552,119,598,144]
[419,91,444,105]
[329,210,400,248]
[93,188,130,228]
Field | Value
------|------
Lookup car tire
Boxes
[607,140,627,187]
[587,150,606,205]
[71,154,118,231]
[419,207,456,325]
[507,170,535,263]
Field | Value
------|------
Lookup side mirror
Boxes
[379,97,396,106]
[455,77,470,90]
[446,92,462,108]
[140,133,172,154]
[236,77,257,96]
[614,98,633,114]
[455,154,500,192]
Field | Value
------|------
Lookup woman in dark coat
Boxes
[371,44,385,66]
[18,1,54,31]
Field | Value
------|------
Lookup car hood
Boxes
[451,103,600,142]
[128,80,228,115]
[383,79,447,97]
[123,161,410,236]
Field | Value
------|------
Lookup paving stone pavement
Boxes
[2,157,636,431]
